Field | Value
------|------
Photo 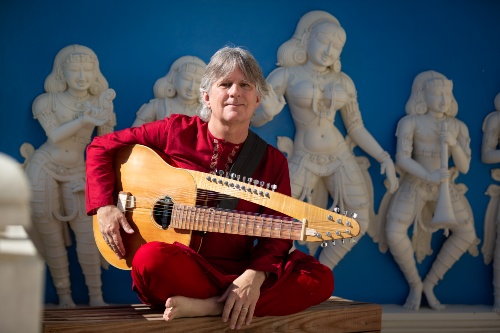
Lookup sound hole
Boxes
[152,196,174,229]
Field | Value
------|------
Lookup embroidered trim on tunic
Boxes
[209,138,240,173]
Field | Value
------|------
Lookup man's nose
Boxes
[229,84,241,96]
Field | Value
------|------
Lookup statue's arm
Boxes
[32,94,86,143]
[449,120,471,174]
[339,74,398,191]
[132,100,157,127]
[251,67,287,127]
[481,111,500,164]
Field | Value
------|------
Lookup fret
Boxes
[201,206,208,232]
[278,218,282,239]
[216,209,225,232]
[221,209,227,234]
[179,207,186,229]
[210,208,216,232]
[191,206,197,231]
[193,206,199,230]
[187,206,193,229]
[235,211,240,235]
[186,207,194,230]
[264,215,271,238]
[227,210,234,234]
[195,206,201,231]
[207,209,215,232]
[252,215,255,236]
[241,212,248,236]
[257,215,264,237]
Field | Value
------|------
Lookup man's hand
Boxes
[96,205,134,259]
[218,269,266,329]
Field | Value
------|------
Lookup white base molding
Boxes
[382,304,500,333]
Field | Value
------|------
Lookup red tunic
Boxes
[86,114,333,315]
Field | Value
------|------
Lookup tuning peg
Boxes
[321,241,328,248]
[351,212,358,219]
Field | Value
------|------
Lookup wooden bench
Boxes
[42,297,381,332]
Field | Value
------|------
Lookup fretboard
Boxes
[170,204,302,240]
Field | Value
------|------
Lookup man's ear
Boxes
[255,94,261,107]
[203,91,210,108]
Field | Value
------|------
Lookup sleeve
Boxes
[85,119,171,215]
[245,146,294,277]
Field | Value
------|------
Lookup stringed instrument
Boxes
[93,144,360,269]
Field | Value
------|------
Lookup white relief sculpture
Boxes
[375,70,479,311]
[481,92,500,313]
[21,44,116,308]
[132,55,206,126]
[251,10,399,268]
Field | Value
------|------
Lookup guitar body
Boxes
[92,145,195,269]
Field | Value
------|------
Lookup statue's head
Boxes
[153,55,206,100]
[44,44,108,95]
[277,10,345,72]
[494,92,500,111]
[405,70,458,117]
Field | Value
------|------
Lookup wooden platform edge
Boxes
[42,297,382,333]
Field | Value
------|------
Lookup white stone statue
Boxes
[132,55,206,126]
[251,10,399,269]
[481,92,500,313]
[375,70,479,311]
[0,153,44,333]
[21,44,116,308]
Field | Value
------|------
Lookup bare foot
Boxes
[58,294,76,308]
[403,281,423,310]
[163,296,223,321]
[423,281,446,311]
[90,295,108,307]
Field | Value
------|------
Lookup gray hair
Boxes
[198,46,269,121]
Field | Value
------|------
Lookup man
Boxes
[86,46,333,330]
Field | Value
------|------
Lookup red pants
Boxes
[131,242,334,317]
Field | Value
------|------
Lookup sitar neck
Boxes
[170,204,302,240]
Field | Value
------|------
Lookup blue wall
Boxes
[1,0,499,307]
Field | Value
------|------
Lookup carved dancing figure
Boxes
[376,70,479,311]
[251,10,398,269]
[21,44,116,308]
[132,56,206,126]
[481,92,500,313]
